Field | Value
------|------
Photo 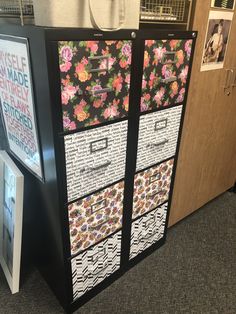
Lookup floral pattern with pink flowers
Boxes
[141,39,193,112]
[132,159,174,219]
[68,181,124,255]
[58,40,132,131]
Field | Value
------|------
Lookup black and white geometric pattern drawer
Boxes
[71,231,122,301]
[129,203,167,260]
[136,106,182,171]
[64,121,128,202]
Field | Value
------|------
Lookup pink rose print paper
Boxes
[68,181,124,256]
[132,159,174,219]
[58,40,132,131]
[141,39,193,112]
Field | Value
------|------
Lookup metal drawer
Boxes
[133,158,174,219]
[64,120,128,202]
[136,105,182,171]
[71,231,121,301]
[141,39,193,112]
[68,181,124,256]
[58,40,132,131]
[130,203,167,260]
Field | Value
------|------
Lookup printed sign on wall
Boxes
[0,150,24,294]
[211,0,235,10]
[201,11,233,71]
[0,35,43,179]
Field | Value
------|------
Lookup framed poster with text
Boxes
[0,35,43,180]
[0,150,24,294]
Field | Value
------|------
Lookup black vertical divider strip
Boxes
[45,38,74,307]
[162,32,198,239]
[121,35,145,267]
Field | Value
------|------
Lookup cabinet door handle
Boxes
[231,68,236,88]
[88,55,110,73]
[223,69,233,91]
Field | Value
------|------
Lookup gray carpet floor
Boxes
[0,191,235,314]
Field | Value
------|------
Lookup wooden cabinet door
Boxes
[168,0,236,226]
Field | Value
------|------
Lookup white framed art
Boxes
[0,35,43,180]
[0,150,24,294]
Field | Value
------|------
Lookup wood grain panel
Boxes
[169,0,236,226]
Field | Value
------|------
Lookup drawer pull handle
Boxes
[147,190,166,199]
[161,51,176,65]
[88,217,109,230]
[141,229,162,241]
[161,76,177,83]
[76,87,113,96]
[88,55,110,73]
[91,161,111,171]
[147,139,169,149]
[80,161,111,173]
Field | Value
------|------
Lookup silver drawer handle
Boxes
[140,229,162,241]
[90,87,113,95]
[147,190,166,199]
[76,87,113,96]
[80,161,111,174]
[146,139,169,149]
[161,76,177,83]
[88,217,109,231]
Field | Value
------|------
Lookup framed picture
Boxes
[211,0,235,10]
[0,150,24,294]
[201,10,233,71]
[0,35,44,181]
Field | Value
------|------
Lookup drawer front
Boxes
[141,39,193,112]
[71,231,121,301]
[136,106,182,171]
[133,159,174,219]
[68,181,124,256]
[64,120,128,202]
[130,203,167,260]
[58,40,132,131]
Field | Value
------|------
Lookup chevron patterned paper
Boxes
[71,231,122,301]
[129,203,168,260]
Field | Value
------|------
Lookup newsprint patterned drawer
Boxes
[68,181,124,256]
[64,120,128,202]
[136,105,182,171]
[71,231,122,301]
[130,203,167,260]
[133,159,173,219]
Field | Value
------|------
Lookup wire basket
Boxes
[0,0,33,16]
[140,0,187,22]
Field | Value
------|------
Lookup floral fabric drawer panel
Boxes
[129,203,167,260]
[58,40,132,131]
[64,120,128,202]
[141,39,193,112]
[68,181,124,256]
[136,105,182,171]
[71,231,121,301]
[132,158,174,219]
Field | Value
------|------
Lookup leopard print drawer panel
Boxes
[68,181,124,256]
[132,158,174,219]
